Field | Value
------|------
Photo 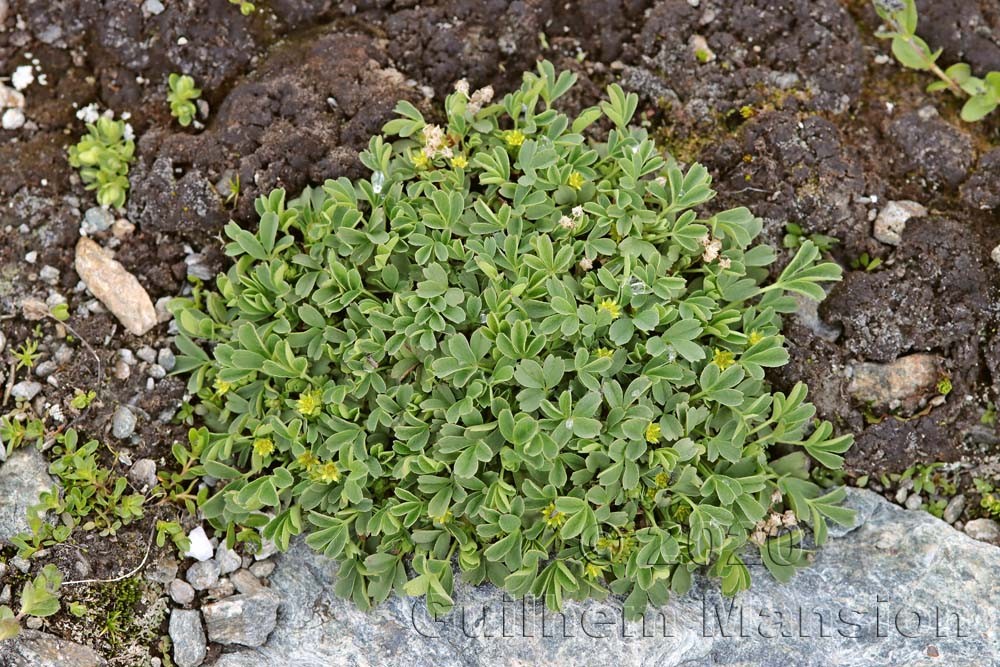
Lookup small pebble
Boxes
[142,0,165,15]
[24,250,37,264]
[11,381,42,401]
[148,364,166,380]
[11,556,30,573]
[54,344,73,364]
[215,544,241,576]
[119,348,136,365]
[904,494,923,511]
[168,578,195,605]
[230,569,263,595]
[128,458,158,489]
[38,265,60,285]
[82,206,114,235]
[25,616,43,630]
[248,561,275,579]
[112,405,137,439]
[184,526,214,562]
[0,330,5,354]
[34,360,58,378]
[208,579,235,599]
[991,244,1000,268]
[158,347,176,371]
[186,560,221,591]
[114,359,131,381]
[943,494,965,524]
[137,345,157,363]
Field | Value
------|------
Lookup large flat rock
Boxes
[209,490,1000,666]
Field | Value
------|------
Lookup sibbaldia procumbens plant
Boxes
[169,61,854,619]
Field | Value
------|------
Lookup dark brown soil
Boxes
[1,0,999,661]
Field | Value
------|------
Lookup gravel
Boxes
[168,579,195,605]
[11,381,42,401]
[943,494,966,524]
[111,405,137,439]
[186,560,221,591]
[202,590,280,647]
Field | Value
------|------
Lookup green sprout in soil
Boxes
[874,0,1000,122]
[167,74,202,127]
[169,61,854,619]
[229,0,255,15]
[783,223,838,253]
[851,252,882,272]
[0,565,63,641]
[67,117,135,209]
[974,479,1000,518]
[13,339,40,371]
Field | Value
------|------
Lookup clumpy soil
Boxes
[0,0,998,662]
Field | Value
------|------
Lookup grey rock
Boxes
[111,405,137,439]
[137,345,157,363]
[202,591,280,647]
[158,347,176,371]
[149,364,166,380]
[168,578,196,605]
[54,344,73,364]
[229,570,264,595]
[215,544,241,576]
[10,556,30,573]
[34,360,58,378]
[208,579,235,600]
[248,561,275,579]
[0,630,107,666]
[11,380,42,401]
[964,518,1000,546]
[82,206,114,234]
[0,330,6,354]
[943,494,966,524]
[186,560,221,591]
[142,0,165,15]
[128,458,158,489]
[873,200,926,246]
[38,265,60,286]
[145,556,179,584]
[0,448,55,542]
[209,490,1000,667]
[169,609,206,667]
[992,244,1000,269]
[904,493,923,510]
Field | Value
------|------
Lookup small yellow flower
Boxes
[542,502,566,529]
[503,129,525,147]
[645,422,662,444]
[296,389,323,417]
[567,171,585,190]
[584,562,605,580]
[411,151,431,169]
[213,377,232,395]
[747,330,764,346]
[654,471,671,489]
[598,298,621,320]
[713,348,736,370]
[451,155,468,169]
[310,461,341,484]
[296,451,318,469]
[432,509,453,525]
[595,347,614,359]
[253,438,275,458]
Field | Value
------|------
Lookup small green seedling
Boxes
[229,0,255,15]
[167,74,202,127]
[0,565,63,640]
[874,0,1000,121]
[68,117,134,209]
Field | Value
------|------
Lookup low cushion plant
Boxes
[170,61,853,618]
